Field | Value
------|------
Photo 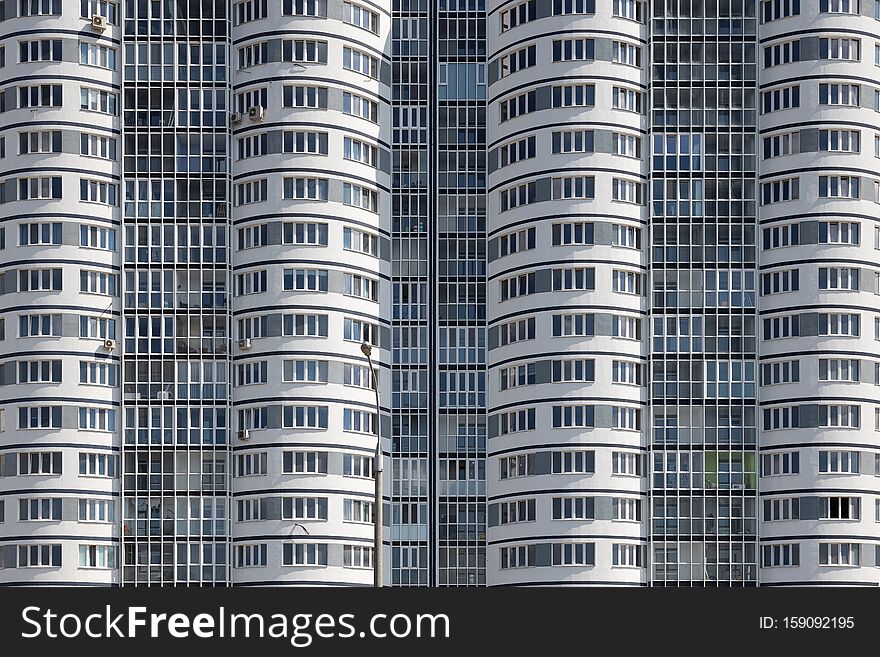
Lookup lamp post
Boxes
[361,341,383,588]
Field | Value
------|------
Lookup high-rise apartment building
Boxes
[1,0,880,588]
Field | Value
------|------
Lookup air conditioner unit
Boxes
[237,429,251,442]
[238,338,252,351]
[731,484,744,490]
[91,14,107,31]
[230,112,243,125]
[103,339,115,351]
[248,106,265,122]
[157,391,171,401]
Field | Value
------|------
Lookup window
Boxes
[819,450,860,473]
[819,221,859,244]
[499,453,534,479]
[612,87,644,113]
[819,313,859,337]
[237,498,265,522]
[613,315,641,339]
[819,267,859,291]
[552,359,595,383]
[343,317,378,344]
[235,0,268,24]
[19,268,62,292]
[81,1,118,23]
[761,451,799,475]
[612,544,644,567]
[238,225,267,250]
[81,133,117,160]
[21,222,61,246]
[78,407,116,431]
[819,83,860,106]
[343,454,373,478]
[80,179,118,206]
[342,92,378,122]
[762,406,800,430]
[17,544,62,568]
[343,183,379,212]
[80,87,117,114]
[18,360,61,384]
[283,451,329,474]
[499,45,537,77]
[18,452,62,475]
[79,43,116,70]
[20,314,62,338]
[343,46,378,78]
[19,406,62,429]
[343,408,377,434]
[237,133,267,159]
[613,269,643,294]
[499,499,535,524]
[500,272,535,301]
[819,175,860,199]
[613,41,641,67]
[283,222,328,246]
[761,360,800,385]
[284,86,328,109]
[236,361,267,386]
[763,40,800,67]
[763,497,799,521]
[552,222,594,245]
[238,42,268,69]
[552,176,595,200]
[343,2,379,32]
[21,0,62,15]
[552,497,594,520]
[761,177,799,204]
[762,544,800,567]
[19,84,62,108]
[551,450,595,474]
[19,177,62,200]
[283,543,328,566]
[19,498,61,521]
[819,129,860,153]
[761,85,800,113]
[285,360,329,383]
[613,360,642,385]
[761,269,799,295]
[819,542,860,565]
[500,363,535,390]
[612,452,642,476]
[762,223,799,249]
[79,499,115,523]
[820,0,857,11]
[500,90,536,121]
[79,315,116,339]
[763,131,800,159]
[552,130,594,154]
[343,546,374,569]
[553,38,594,61]
[239,316,268,340]
[613,0,644,20]
[235,452,268,477]
[283,313,329,337]
[284,268,328,292]
[283,497,329,521]
[553,0,595,13]
[498,227,535,257]
[234,544,268,568]
[552,405,595,428]
[343,499,374,523]
[499,136,536,167]
[498,317,535,346]
[283,0,327,15]
[552,543,595,566]
[613,407,641,430]
[500,545,535,569]
[501,0,536,31]
[820,404,860,428]
[497,408,536,435]
[235,179,267,206]
[79,452,116,477]
[80,270,118,296]
[343,136,377,166]
[283,177,328,200]
[553,267,595,291]
[343,274,379,301]
[613,498,642,521]
[283,406,329,429]
[612,178,644,204]
[614,133,642,158]
[819,37,860,60]
[238,407,268,431]
[235,270,267,296]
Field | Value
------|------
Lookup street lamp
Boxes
[360,341,383,588]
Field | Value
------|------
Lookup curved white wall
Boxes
[0,3,120,585]
[229,1,392,585]
[485,1,648,585]
[758,2,880,585]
